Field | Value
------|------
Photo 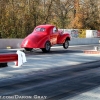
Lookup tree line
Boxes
[0,0,100,38]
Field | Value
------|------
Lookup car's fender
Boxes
[57,34,70,44]
[37,35,50,48]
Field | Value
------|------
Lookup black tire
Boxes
[25,48,33,51]
[42,41,51,53]
[63,40,69,49]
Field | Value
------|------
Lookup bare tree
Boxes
[69,0,100,29]
[52,0,74,28]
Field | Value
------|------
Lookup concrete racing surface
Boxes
[0,45,100,79]
[0,44,100,100]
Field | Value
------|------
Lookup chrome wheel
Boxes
[63,40,69,49]
[42,41,51,53]
[45,42,50,51]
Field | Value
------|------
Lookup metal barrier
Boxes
[0,53,18,67]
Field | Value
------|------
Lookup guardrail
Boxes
[0,50,26,67]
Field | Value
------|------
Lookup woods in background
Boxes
[0,0,100,38]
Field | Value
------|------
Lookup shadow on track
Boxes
[25,49,83,56]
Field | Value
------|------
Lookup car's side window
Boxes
[53,27,58,33]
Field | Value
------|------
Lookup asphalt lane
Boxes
[0,61,100,100]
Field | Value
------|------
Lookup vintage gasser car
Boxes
[21,24,70,52]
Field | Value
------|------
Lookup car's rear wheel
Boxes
[63,40,69,49]
[25,48,33,51]
[42,41,51,53]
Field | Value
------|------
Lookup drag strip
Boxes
[0,61,100,100]
[0,44,100,100]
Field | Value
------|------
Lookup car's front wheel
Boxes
[63,40,69,49]
[41,41,51,53]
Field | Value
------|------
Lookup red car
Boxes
[21,24,70,52]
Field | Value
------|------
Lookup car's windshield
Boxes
[35,27,45,32]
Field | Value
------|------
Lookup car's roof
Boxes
[36,24,55,29]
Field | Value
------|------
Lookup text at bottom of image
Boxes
[0,95,47,100]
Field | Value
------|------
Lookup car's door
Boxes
[50,27,59,45]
